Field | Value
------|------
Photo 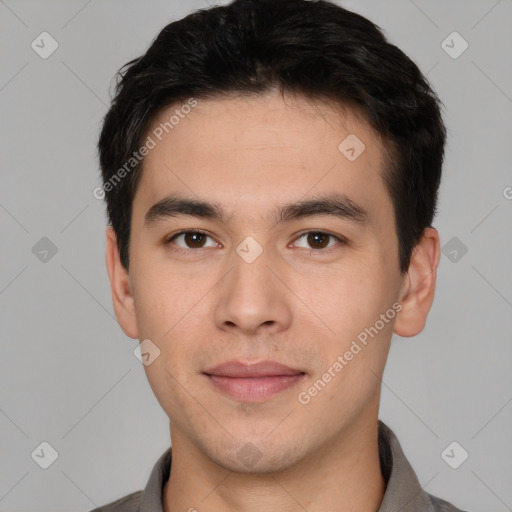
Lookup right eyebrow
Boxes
[144,195,228,227]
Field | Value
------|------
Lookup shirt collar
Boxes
[377,420,435,511]
[139,420,435,512]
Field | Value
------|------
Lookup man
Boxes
[93,0,466,510]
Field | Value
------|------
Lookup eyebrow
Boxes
[144,192,370,228]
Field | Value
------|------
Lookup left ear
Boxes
[393,227,441,337]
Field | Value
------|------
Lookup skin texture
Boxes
[105,90,441,512]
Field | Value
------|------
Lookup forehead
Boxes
[133,91,392,227]
[148,91,382,153]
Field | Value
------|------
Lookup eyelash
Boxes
[164,230,347,255]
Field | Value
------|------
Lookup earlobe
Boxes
[393,227,441,338]
[105,226,139,339]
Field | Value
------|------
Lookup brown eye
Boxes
[293,231,345,251]
[182,232,207,248]
[166,230,217,251]
[306,232,330,249]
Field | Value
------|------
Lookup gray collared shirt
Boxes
[91,420,467,512]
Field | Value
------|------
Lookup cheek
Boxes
[304,263,397,380]
[297,259,389,331]
[130,258,196,337]
[130,262,208,363]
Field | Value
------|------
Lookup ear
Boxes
[105,226,139,339]
[393,227,441,337]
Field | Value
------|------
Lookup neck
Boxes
[163,410,386,512]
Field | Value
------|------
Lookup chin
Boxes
[207,435,306,475]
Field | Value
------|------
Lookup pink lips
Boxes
[204,360,306,402]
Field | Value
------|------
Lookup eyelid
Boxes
[164,229,218,249]
[291,230,347,251]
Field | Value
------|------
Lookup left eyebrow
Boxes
[144,192,370,228]
[273,193,370,227]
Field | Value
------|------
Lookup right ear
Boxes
[105,226,139,339]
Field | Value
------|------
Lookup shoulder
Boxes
[428,492,469,512]
[89,490,142,512]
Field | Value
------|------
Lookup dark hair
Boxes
[98,0,446,274]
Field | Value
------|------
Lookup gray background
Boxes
[1,0,511,510]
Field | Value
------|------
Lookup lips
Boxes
[204,360,304,378]
[203,360,306,402]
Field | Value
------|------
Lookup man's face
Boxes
[122,91,406,472]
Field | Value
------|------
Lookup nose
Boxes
[213,245,293,337]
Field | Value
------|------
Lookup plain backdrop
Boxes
[1,0,511,510]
